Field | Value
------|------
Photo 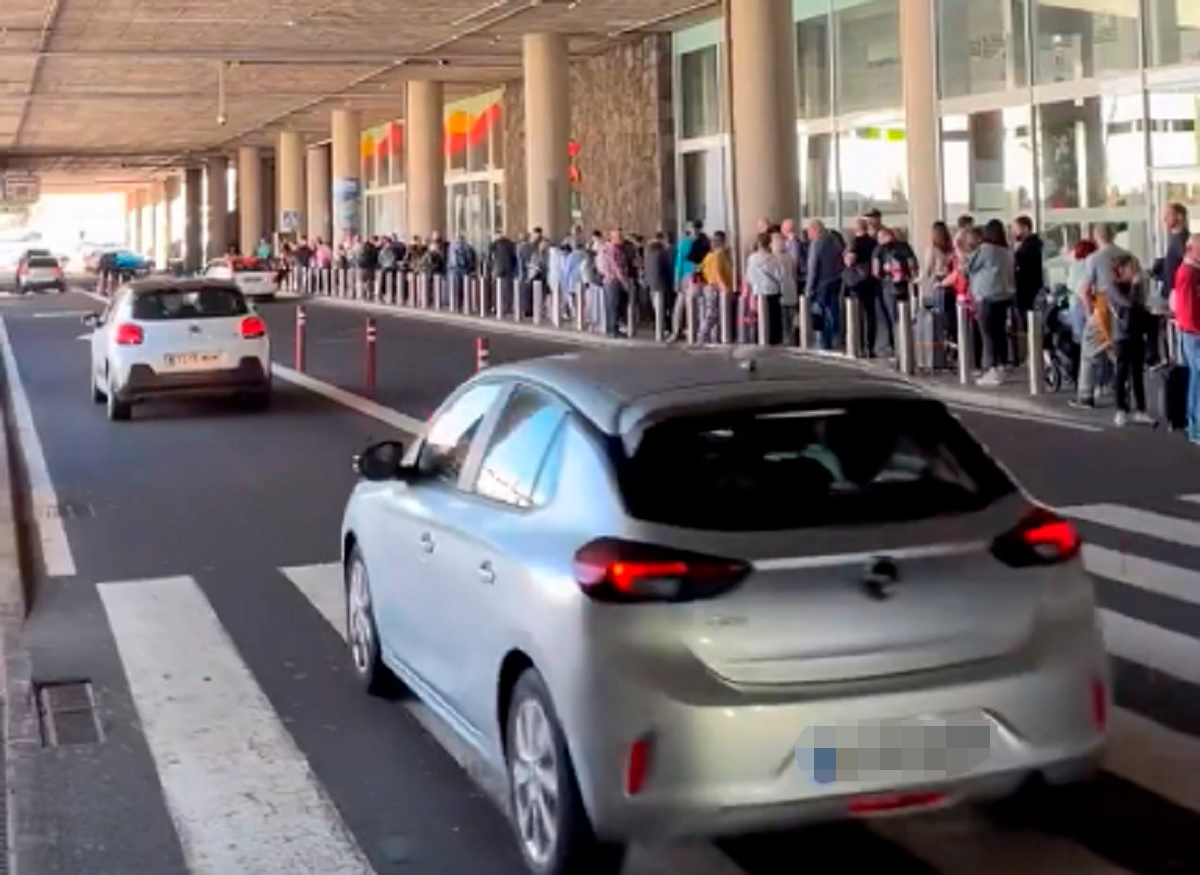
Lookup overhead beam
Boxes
[12,0,64,146]
[0,47,520,66]
[0,90,405,103]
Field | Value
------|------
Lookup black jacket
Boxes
[643,241,672,292]
[489,237,517,278]
[1013,234,1045,310]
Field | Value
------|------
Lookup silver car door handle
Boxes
[478,561,495,584]
[420,532,435,554]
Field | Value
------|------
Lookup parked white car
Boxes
[85,278,272,421]
[204,256,280,300]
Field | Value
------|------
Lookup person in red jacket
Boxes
[1172,234,1200,444]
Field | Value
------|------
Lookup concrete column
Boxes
[152,180,171,270]
[900,0,939,257]
[184,167,203,272]
[126,191,141,251]
[277,130,306,236]
[405,81,445,238]
[306,144,332,242]
[729,0,799,251]
[260,154,276,238]
[139,189,154,259]
[331,108,362,242]
[205,155,229,259]
[522,33,570,237]
[237,145,263,256]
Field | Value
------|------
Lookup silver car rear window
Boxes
[131,287,248,320]
[619,399,1015,531]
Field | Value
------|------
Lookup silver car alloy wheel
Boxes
[511,697,560,867]
[347,559,373,674]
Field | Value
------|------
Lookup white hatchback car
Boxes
[204,256,280,300]
[86,279,272,421]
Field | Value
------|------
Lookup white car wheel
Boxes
[344,546,400,697]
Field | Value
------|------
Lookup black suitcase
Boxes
[1149,364,1189,431]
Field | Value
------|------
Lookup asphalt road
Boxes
[4,290,1200,875]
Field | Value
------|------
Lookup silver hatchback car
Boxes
[340,348,1108,875]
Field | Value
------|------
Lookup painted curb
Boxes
[0,318,43,875]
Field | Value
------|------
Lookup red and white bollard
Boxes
[365,317,378,395]
[475,336,491,372]
[294,305,307,371]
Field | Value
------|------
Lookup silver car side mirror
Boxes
[354,440,407,481]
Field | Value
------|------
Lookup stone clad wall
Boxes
[502,33,675,239]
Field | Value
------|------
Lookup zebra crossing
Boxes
[93,493,1200,875]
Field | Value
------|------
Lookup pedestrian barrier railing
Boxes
[277,266,1189,404]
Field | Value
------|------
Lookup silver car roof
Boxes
[480,348,931,437]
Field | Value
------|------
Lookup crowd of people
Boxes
[271,204,1199,441]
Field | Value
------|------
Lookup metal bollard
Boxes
[757,296,769,347]
[599,287,609,336]
[476,336,491,371]
[625,293,636,339]
[845,297,861,358]
[575,286,586,332]
[1167,319,1182,364]
[957,299,975,386]
[719,293,732,345]
[797,294,810,350]
[686,288,697,345]
[494,277,505,319]
[897,299,915,375]
[551,281,561,329]
[1027,310,1044,396]
[364,318,377,396]
[533,280,544,326]
[432,275,443,311]
[294,305,307,371]
[512,282,523,324]
[653,291,665,341]
[478,276,489,319]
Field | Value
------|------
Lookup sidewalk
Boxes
[296,289,1111,429]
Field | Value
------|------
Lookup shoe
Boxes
[1131,411,1157,427]
[1114,411,1129,427]
[978,369,1002,387]
[1069,398,1095,410]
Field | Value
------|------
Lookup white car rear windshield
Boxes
[131,288,249,321]
[26,257,59,268]
[620,399,1016,531]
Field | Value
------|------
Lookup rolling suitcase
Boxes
[915,307,948,371]
[1149,364,1189,431]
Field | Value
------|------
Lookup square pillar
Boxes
[277,130,306,236]
[237,145,263,256]
[405,81,445,239]
[206,155,229,259]
[331,108,362,243]
[522,33,570,238]
[184,167,203,273]
[306,144,331,242]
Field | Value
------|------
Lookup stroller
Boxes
[1039,284,1080,392]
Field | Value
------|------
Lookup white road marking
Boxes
[30,309,97,319]
[871,808,1132,875]
[272,364,424,434]
[1100,609,1200,688]
[279,562,749,875]
[1106,707,1200,814]
[1179,494,1200,506]
[0,317,75,577]
[1082,545,1200,608]
[98,575,375,875]
[1061,504,1200,549]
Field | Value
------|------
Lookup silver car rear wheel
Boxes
[511,697,560,867]
[504,670,625,875]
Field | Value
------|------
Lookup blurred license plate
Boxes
[164,352,221,369]
[795,713,996,786]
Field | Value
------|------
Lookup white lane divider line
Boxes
[98,575,376,875]
[1106,707,1200,815]
[272,364,424,435]
[1061,504,1200,549]
[1082,544,1200,608]
[0,316,75,577]
[943,401,1104,433]
[279,562,750,875]
[1099,609,1200,689]
[870,807,1132,875]
[1179,494,1200,506]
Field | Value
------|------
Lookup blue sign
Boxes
[334,178,361,240]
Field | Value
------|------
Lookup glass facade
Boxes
[670,0,1200,276]
[359,89,505,245]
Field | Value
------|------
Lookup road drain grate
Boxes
[36,681,104,747]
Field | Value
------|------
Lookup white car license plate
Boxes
[164,352,222,369]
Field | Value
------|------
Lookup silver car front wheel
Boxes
[512,697,560,867]
[344,545,399,697]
